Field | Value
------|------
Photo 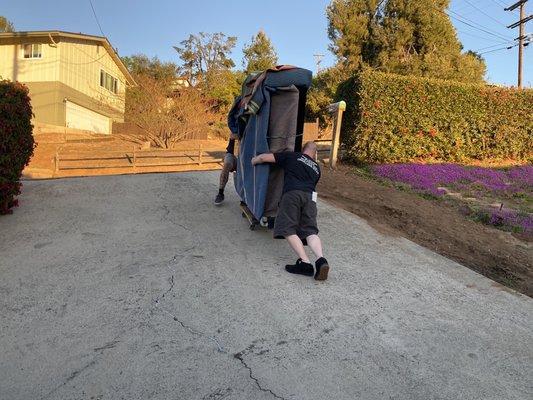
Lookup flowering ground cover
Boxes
[371,164,533,235]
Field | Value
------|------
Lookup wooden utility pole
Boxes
[518,2,525,88]
[313,54,324,75]
[506,0,531,88]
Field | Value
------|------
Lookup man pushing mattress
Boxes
[252,142,330,281]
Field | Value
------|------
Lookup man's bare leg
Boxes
[285,234,310,263]
[307,234,329,281]
[306,234,323,259]
[215,154,235,205]
[218,156,233,190]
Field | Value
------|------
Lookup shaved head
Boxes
[302,141,317,159]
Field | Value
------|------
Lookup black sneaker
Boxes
[314,257,330,281]
[285,259,314,277]
[214,193,224,205]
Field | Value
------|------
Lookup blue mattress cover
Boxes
[233,67,312,220]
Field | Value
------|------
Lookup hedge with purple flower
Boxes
[371,164,533,234]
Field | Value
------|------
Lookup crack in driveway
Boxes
[153,252,284,398]
[170,313,226,354]
[42,337,121,399]
[233,351,287,400]
[153,274,175,304]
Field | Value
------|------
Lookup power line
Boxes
[456,28,510,43]
[479,42,522,54]
[490,0,516,10]
[463,0,508,27]
[89,0,105,37]
[448,12,512,41]
[475,40,517,51]
[445,8,513,41]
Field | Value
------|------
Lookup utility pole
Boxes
[505,0,531,88]
[313,54,324,75]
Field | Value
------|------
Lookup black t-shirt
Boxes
[273,152,321,194]
[226,139,235,155]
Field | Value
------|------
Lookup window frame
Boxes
[22,43,43,59]
[99,69,119,94]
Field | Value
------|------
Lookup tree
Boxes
[174,32,237,85]
[327,0,383,70]
[327,0,486,83]
[242,30,278,73]
[121,54,178,82]
[306,64,351,128]
[0,16,15,33]
[123,75,216,149]
[204,69,246,110]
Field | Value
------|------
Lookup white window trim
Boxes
[21,43,43,60]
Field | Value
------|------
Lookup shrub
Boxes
[0,80,35,214]
[124,74,217,148]
[338,68,533,163]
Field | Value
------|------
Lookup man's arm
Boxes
[251,153,276,165]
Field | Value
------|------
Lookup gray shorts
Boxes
[273,190,318,240]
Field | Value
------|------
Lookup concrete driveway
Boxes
[1,171,531,400]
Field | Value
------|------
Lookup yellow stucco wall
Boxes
[0,35,127,118]
[0,38,60,82]
[59,37,126,113]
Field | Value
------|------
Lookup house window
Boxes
[22,44,42,59]
[100,70,118,94]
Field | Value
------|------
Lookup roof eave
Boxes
[0,30,136,86]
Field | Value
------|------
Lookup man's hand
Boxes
[229,133,239,140]
[252,153,276,166]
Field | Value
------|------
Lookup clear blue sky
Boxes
[3,0,532,86]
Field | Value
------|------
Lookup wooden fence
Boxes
[111,122,209,140]
[54,145,223,174]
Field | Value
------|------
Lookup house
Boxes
[0,31,135,134]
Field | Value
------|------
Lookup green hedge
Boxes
[0,80,35,214]
[338,68,533,163]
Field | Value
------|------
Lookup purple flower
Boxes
[371,163,532,235]
[489,209,533,234]
[372,164,533,196]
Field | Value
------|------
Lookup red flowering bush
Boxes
[338,68,533,163]
[0,80,35,214]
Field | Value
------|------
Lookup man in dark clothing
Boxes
[251,142,330,281]
[214,136,238,205]
[215,94,244,205]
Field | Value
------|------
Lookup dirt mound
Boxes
[318,164,533,297]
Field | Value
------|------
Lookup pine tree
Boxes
[327,0,383,69]
[327,0,486,83]
[242,30,278,73]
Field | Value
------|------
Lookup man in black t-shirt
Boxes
[251,142,330,281]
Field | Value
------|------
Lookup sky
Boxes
[3,0,532,87]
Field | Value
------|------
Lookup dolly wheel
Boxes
[249,223,256,231]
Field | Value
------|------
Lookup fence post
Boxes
[327,101,346,169]
[54,148,60,176]
[133,146,137,173]
[198,144,203,165]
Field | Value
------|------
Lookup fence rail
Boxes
[54,145,224,174]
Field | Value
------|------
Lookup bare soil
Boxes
[318,164,533,297]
